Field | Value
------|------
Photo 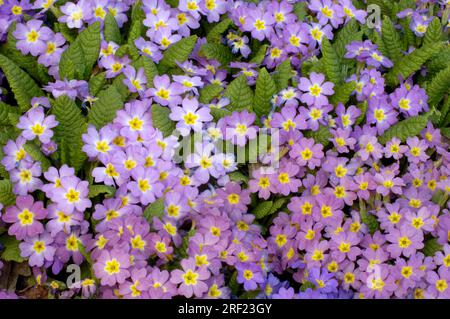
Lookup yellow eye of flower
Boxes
[253,19,266,31]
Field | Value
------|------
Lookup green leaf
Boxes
[143,197,165,221]
[88,85,124,129]
[89,185,116,198]
[386,42,443,86]
[423,18,443,48]
[321,38,343,85]
[104,12,122,44]
[305,126,332,147]
[55,22,77,43]
[0,234,24,263]
[88,72,106,96]
[159,35,198,70]
[426,64,450,107]
[199,43,234,67]
[334,19,362,59]
[253,68,276,117]
[127,2,145,60]
[422,238,443,257]
[0,179,16,206]
[199,84,224,104]
[151,104,175,137]
[52,95,87,172]
[59,22,101,80]
[252,201,273,219]
[0,54,44,112]
[272,59,292,91]
[355,101,368,125]
[228,171,249,184]
[381,16,403,63]
[427,47,450,76]
[0,23,50,84]
[270,197,288,215]
[249,44,268,64]
[378,114,430,144]
[134,55,158,87]
[224,75,254,111]
[23,142,51,172]
[329,81,356,106]
[229,271,239,295]
[0,102,18,126]
[210,108,231,121]
[293,2,308,21]
[206,18,232,43]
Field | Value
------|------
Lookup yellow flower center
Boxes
[104,259,121,275]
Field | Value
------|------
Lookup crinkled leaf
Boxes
[88,185,116,198]
[159,35,198,70]
[88,72,106,96]
[0,54,44,112]
[381,16,403,63]
[23,142,51,172]
[151,104,176,137]
[378,114,430,144]
[59,22,101,80]
[52,95,87,172]
[0,234,24,263]
[329,81,356,106]
[199,84,224,104]
[422,238,443,257]
[249,44,268,64]
[321,38,343,85]
[253,68,276,117]
[0,179,16,206]
[144,197,165,221]
[252,201,273,219]
[334,19,362,59]
[88,85,124,129]
[104,12,122,44]
[272,59,292,91]
[224,75,254,111]
[199,43,234,67]
[305,126,332,147]
[210,108,231,121]
[386,42,443,86]
[206,18,232,43]
[423,18,443,48]
[426,64,450,107]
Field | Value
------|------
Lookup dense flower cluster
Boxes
[0,0,449,299]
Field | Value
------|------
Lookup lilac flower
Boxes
[2,195,47,240]
[19,232,55,267]
[52,176,91,213]
[128,167,164,205]
[123,66,147,93]
[59,0,92,29]
[242,8,275,41]
[169,97,212,136]
[406,137,429,164]
[235,262,265,291]
[43,79,89,100]
[94,249,131,286]
[10,161,43,195]
[218,111,258,147]
[290,138,324,169]
[308,267,338,294]
[17,106,58,144]
[298,72,334,107]
[13,20,52,56]
[386,225,424,258]
[170,258,210,298]
[147,75,184,106]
